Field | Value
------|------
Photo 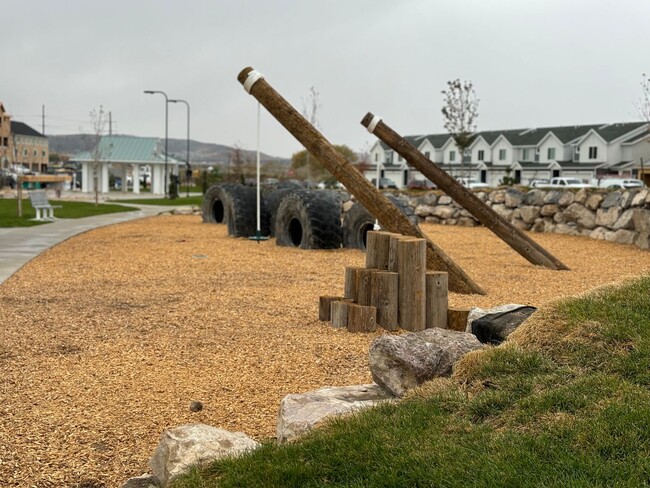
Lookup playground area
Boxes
[1,214,650,486]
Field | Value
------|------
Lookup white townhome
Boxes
[367,122,650,188]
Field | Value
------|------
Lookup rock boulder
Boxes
[369,328,483,397]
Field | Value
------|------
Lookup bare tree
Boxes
[302,86,320,187]
[441,79,479,182]
[229,143,252,184]
[636,73,650,183]
[89,106,109,206]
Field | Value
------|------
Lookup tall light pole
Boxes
[169,98,190,198]
[143,90,169,198]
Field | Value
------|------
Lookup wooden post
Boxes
[371,271,399,331]
[361,113,569,271]
[237,67,485,295]
[17,176,22,217]
[366,231,393,271]
[365,231,380,269]
[388,234,402,272]
[319,296,344,321]
[347,304,377,333]
[448,307,472,332]
[426,272,448,329]
[344,266,364,302]
[397,238,426,332]
[356,268,376,306]
[331,300,352,328]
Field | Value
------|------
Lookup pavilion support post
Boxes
[361,113,569,271]
[237,67,485,295]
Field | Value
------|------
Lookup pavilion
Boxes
[72,135,178,195]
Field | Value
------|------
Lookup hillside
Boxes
[47,134,291,166]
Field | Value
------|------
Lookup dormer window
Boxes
[449,150,456,162]
[477,150,484,161]
[547,147,556,160]
[522,148,532,161]
[588,146,598,159]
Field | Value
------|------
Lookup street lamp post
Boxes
[169,98,191,198]
[143,90,169,198]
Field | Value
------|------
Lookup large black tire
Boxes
[342,194,419,250]
[202,183,237,224]
[202,183,269,237]
[274,190,342,249]
[262,181,304,237]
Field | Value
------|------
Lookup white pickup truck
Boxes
[535,177,592,189]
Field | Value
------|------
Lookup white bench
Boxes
[29,190,62,221]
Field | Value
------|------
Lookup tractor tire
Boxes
[202,183,269,238]
[262,181,305,237]
[202,183,236,224]
[342,194,418,250]
[274,190,342,249]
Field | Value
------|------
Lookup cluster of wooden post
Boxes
[319,231,471,333]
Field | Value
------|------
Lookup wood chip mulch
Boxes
[1,215,649,486]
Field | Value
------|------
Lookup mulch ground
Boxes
[1,215,649,486]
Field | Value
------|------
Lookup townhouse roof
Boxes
[556,161,605,170]
[622,128,650,144]
[72,135,176,164]
[515,161,554,169]
[376,122,648,152]
[11,121,46,138]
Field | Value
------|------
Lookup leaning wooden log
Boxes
[237,67,485,295]
[319,296,345,321]
[371,271,399,331]
[344,266,364,302]
[397,238,426,332]
[448,307,472,332]
[426,272,448,329]
[361,113,569,272]
[331,300,352,328]
[347,304,377,333]
[356,268,376,307]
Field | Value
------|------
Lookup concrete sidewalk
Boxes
[0,205,164,285]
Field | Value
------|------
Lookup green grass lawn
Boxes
[110,195,203,206]
[0,198,137,227]
[171,275,650,487]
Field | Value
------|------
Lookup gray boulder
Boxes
[120,474,160,488]
[490,190,506,204]
[601,191,622,209]
[150,424,259,485]
[585,193,604,211]
[563,203,596,229]
[632,209,650,233]
[415,204,435,217]
[595,207,621,228]
[505,188,524,208]
[438,195,453,205]
[613,209,635,230]
[543,190,563,204]
[277,384,393,443]
[608,230,637,245]
[519,206,541,224]
[558,191,576,207]
[631,189,649,207]
[432,206,457,219]
[524,189,545,206]
[369,329,483,397]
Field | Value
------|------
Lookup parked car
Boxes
[456,177,490,189]
[593,178,645,190]
[529,179,550,188]
[407,179,436,190]
[371,177,398,189]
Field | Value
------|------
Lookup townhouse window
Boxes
[522,148,531,161]
[424,151,430,159]
[547,147,556,160]
[588,146,598,159]
[1,137,6,147]
[33,150,38,157]
[23,149,27,156]
[42,150,46,157]
[477,150,484,161]
[574,147,580,160]
[449,150,456,161]
[374,153,378,162]
[499,149,506,160]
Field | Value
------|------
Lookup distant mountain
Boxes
[47,134,291,166]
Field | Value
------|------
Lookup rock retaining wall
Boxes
[341,188,650,250]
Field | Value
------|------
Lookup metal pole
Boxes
[169,99,191,197]
[144,90,169,197]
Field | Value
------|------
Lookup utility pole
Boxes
[41,105,45,135]
[109,111,112,136]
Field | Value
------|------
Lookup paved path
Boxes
[0,205,164,285]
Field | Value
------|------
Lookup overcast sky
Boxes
[3,0,649,159]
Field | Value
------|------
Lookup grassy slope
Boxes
[0,199,137,227]
[171,276,650,488]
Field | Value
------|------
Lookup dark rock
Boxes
[471,306,537,344]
